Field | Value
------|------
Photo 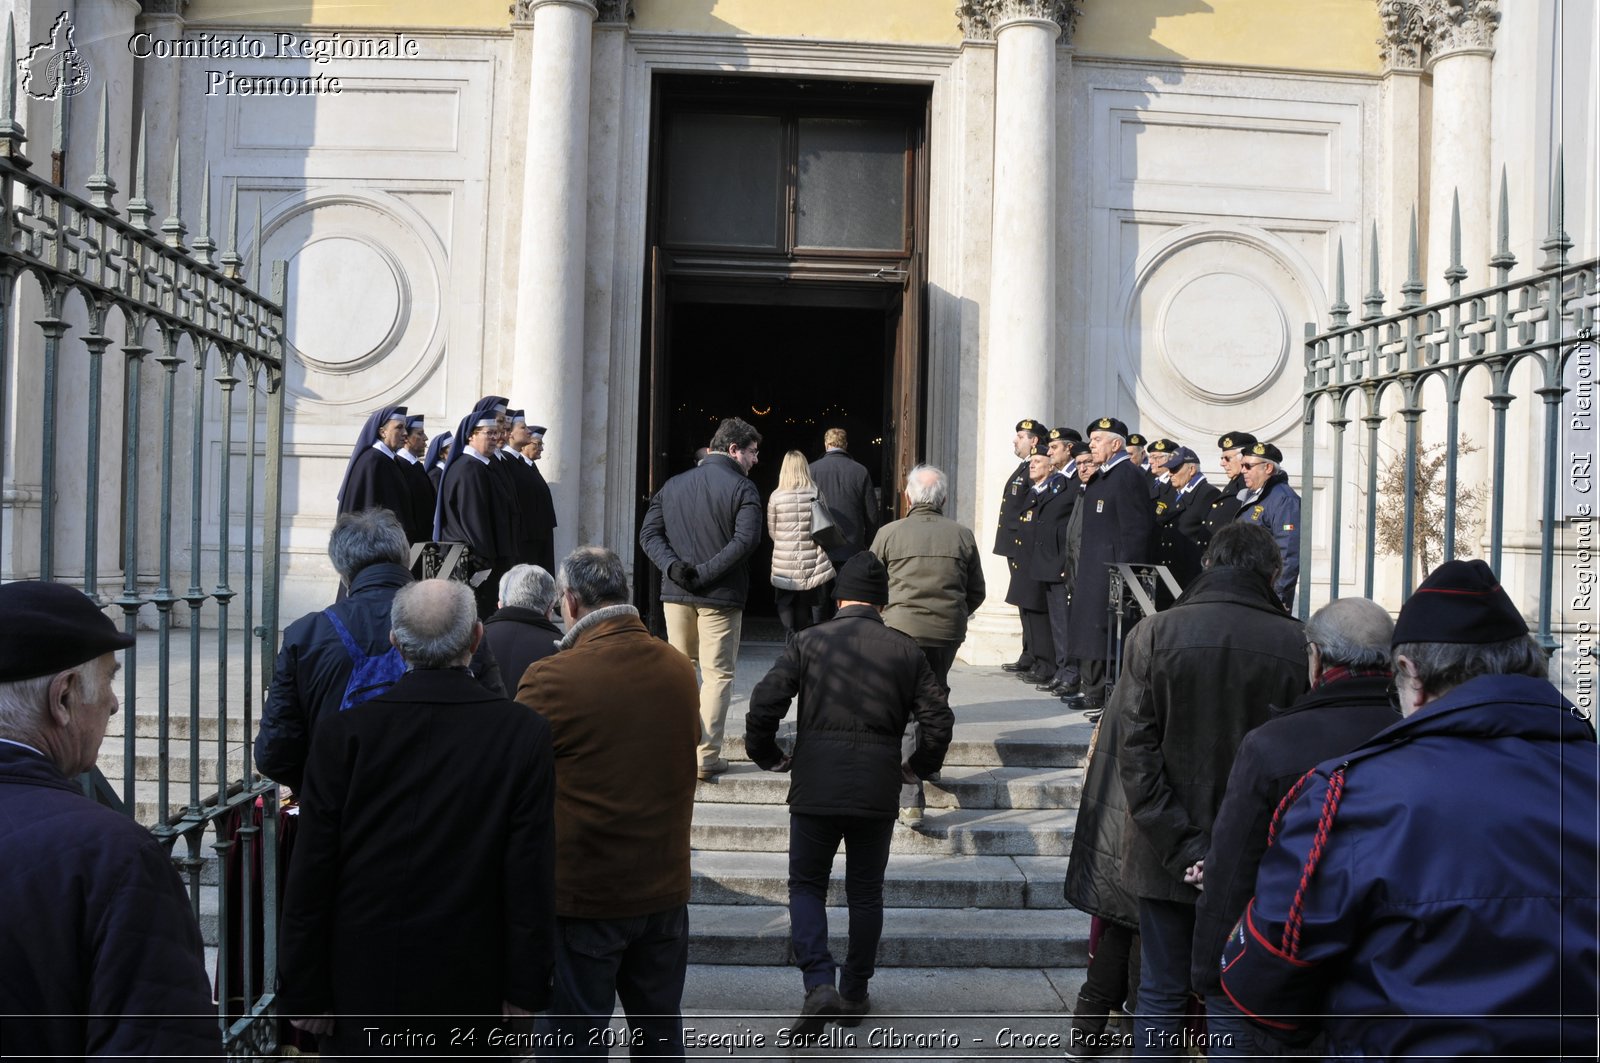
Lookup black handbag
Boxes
[809,493,846,550]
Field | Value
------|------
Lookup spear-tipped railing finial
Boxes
[221,185,242,278]
[1331,235,1350,326]
[1362,220,1385,320]
[85,84,117,212]
[0,15,27,163]
[1539,143,1572,270]
[161,138,187,249]
[1444,188,1467,294]
[1399,205,1425,311]
[127,112,154,231]
[191,162,216,266]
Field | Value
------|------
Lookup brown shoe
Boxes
[697,758,729,781]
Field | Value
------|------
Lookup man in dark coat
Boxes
[1198,430,1255,541]
[1190,596,1399,1055]
[746,553,953,1039]
[278,580,557,1056]
[1030,429,1080,694]
[1234,441,1302,610]
[337,404,422,541]
[639,416,763,780]
[1115,522,1306,1057]
[524,425,559,573]
[483,563,563,691]
[1055,441,1098,711]
[1066,417,1157,710]
[0,582,218,1061]
[436,397,518,618]
[397,412,436,545]
[1152,446,1221,610]
[1006,445,1059,684]
[996,418,1049,674]
[256,509,504,792]
[809,427,879,620]
[1224,560,1599,1059]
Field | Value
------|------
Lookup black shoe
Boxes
[788,984,841,1039]
[1083,704,1104,724]
[837,993,871,1028]
[1060,692,1086,708]
[1001,660,1030,673]
[1035,678,1065,692]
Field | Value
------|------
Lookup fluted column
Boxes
[1424,0,1499,290]
[510,0,596,560]
[959,0,1078,662]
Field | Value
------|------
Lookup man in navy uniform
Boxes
[1125,432,1150,472]
[1007,444,1062,686]
[1153,446,1221,608]
[1200,430,1256,540]
[996,418,1049,675]
[1065,417,1156,712]
[1029,430,1080,695]
[336,405,420,541]
[1234,441,1302,610]
[436,396,517,618]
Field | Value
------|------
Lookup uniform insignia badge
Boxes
[1253,505,1265,518]
[1156,502,1167,513]
[1096,500,1105,513]
[1284,523,1295,531]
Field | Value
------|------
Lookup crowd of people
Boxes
[0,404,1593,1061]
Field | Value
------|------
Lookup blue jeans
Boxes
[1132,897,1196,1057]
[788,813,894,1000]
[536,906,688,1060]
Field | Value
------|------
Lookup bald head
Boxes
[1305,597,1394,671]
[391,579,479,669]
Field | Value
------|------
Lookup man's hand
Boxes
[289,1013,334,1036]
[901,763,919,784]
[668,561,699,589]
[775,755,792,773]
[1183,859,1205,890]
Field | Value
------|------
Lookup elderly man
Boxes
[639,416,763,780]
[515,547,700,1056]
[1065,417,1156,713]
[1152,446,1222,608]
[996,418,1049,675]
[1223,560,1599,1058]
[483,563,563,690]
[279,580,556,1056]
[746,553,953,1037]
[1234,441,1302,610]
[1190,597,1400,1057]
[0,582,217,1060]
[1007,443,1064,686]
[1199,430,1255,540]
[256,509,503,792]
[1115,522,1306,1057]
[869,464,986,824]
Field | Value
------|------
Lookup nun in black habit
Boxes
[435,397,515,618]
[336,405,422,542]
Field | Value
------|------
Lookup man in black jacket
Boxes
[256,509,504,792]
[1114,522,1306,1057]
[809,427,878,620]
[1190,596,1398,1056]
[745,553,953,1039]
[996,418,1049,674]
[640,417,764,780]
[482,563,564,691]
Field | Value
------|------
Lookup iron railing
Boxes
[0,14,287,1056]
[1299,153,1597,650]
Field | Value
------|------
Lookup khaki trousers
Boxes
[663,602,743,766]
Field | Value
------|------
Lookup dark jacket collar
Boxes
[834,604,885,623]
[1374,673,1591,747]
[703,453,743,476]
[907,503,945,518]
[1270,673,1394,720]
[373,666,506,705]
[348,562,414,596]
[1172,564,1293,618]
[0,741,76,793]
[484,606,563,635]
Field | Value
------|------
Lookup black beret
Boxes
[1126,433,1148,447]
[1048,426,1082,443]
[1244,441,1284,464]
[1147,438,1179,454]
[1392,559,1528,647]
[1218,431,1258,452]
[834,552,889,607]
[1068,441,1091,458]
[1028,442,1051,458]
[0,581,136,682]
[1088,417,1129,438]
[1015,419,1047,436]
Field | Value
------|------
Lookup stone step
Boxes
[720,733,1088,770]
[106,711,253,742]
[697,762,1085,810]
[691,804,1074,857]
[692,850,1068,910]
[687,904,1090,968]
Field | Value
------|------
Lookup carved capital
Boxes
[594,0,633,22]
[1377,0,1499,70]
[1423,0,1499,58]
[958,0,1082,44]
[511,0,599,25]
[1377,0,1428,70]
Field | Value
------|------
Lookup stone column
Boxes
[1424,0,1500,288]
[958,0,1078,663]
[510,0,596,560]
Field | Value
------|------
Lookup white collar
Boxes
[1177,473,1207,497]
[0,737,47,759]
[1101,451,1130,471]
[372,441,397,458]
[465,449,491,465]
[397,450,420,464]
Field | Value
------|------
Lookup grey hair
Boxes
[558,546,629,609]
[390,579,478,669]
[329,509,410,584]
[1305,598,1394,669]
[904,464,948,510]
[1394,634,1550,698]
[499,564,557,614]
[0,661,108,741]
[1202,522,1283,585]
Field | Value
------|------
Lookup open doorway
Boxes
[665,300,889,619]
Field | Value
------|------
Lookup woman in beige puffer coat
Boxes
[767,450,836,640]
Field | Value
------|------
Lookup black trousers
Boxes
[1071,920,1141,1040]
[774,587,821,641]
[1044,583,1072,682]
[1021,608,1053,676]
[1078,657,1109,706]
[788,813,895,1000]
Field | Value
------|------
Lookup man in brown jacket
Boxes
[516,546,700,1056]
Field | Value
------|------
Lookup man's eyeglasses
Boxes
[1240,461,1268,470]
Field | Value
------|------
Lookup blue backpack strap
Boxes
[321,608,365,661]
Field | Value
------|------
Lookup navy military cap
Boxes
[1088,417,1129,439]
[1218,431,1258,452]
[1243,441,1284,464]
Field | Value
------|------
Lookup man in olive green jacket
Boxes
[869,464,985,824]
